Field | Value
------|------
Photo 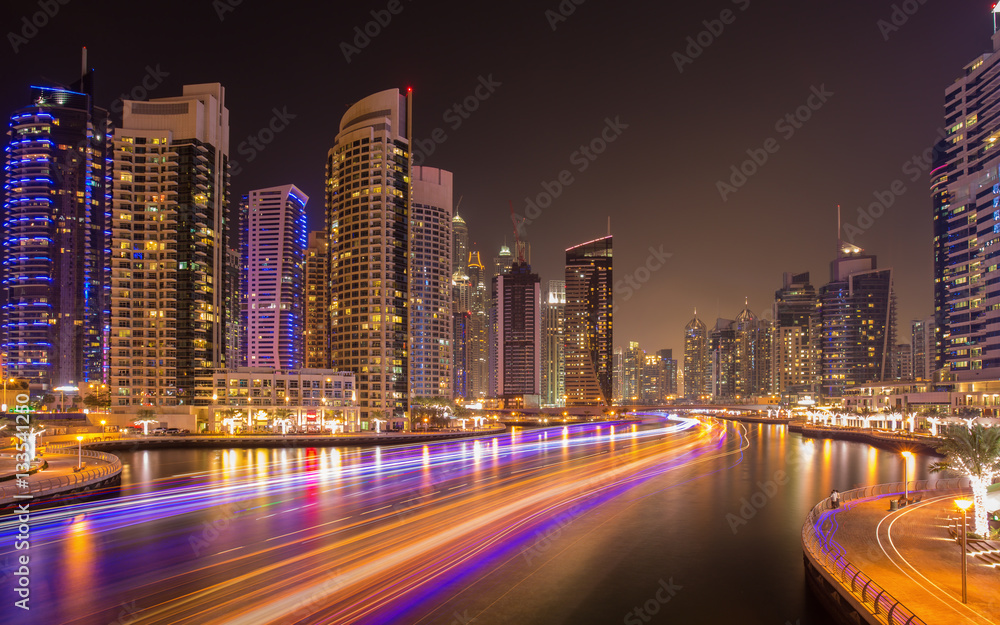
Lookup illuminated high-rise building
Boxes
[467,250,488,398]
[932,17,1000,376]
[326,88,411,425]
[409,166,453,399]
[819,246,895,397]
[541,280,566,407]
[304,231,330,369]
[564,235,613,406]
[452,213,468,275]
[683,313,709,400]
[110,83,231,412]
[491,261,541,402]
[623,341,643,405]
[244,185,307,370]
[2,74,112,394]
[911,316,935,381]
[658,348,678,397]
[771,272,820,395]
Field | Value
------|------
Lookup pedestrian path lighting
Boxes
[76,435,83,469]
[134,419,157,436]
[274,418,292,435]
[956,498,973,604]
[901,451,913,503]
[373,418,386,434]
[20,426,45,462]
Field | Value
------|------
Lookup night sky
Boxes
[1,0,994,358]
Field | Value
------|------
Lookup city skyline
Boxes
[4,1,993,359]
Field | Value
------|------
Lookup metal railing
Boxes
[801,478,969,625]
[0,449,123,502]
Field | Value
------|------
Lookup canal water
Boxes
[3,420,940,624]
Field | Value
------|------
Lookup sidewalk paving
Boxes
[0,451,103,490]
[829,492,1000,625]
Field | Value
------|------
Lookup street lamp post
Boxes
[901,451,913,504]
[956,498,973,604]
[75,435,83,470]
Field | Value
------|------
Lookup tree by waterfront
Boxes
[931,424,1000,537]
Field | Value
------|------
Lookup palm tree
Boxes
[931,424,1000,537]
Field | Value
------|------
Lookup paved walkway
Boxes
[829,492,1000,624]
[0,450,118,503]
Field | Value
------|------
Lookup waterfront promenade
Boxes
[804,480,1000,625]
[0,450,122,506]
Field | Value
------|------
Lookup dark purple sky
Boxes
[1,0,994,358]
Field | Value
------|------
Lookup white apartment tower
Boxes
[409,166,453,399]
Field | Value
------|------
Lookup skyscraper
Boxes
[304,231,330,369]
[911,316,935,381]
[564,235,613,407]
[2,76,111,394]
[491,261,541,402]
[612,347,624,403]
[683,313,709,401]
[734,303,772,399]
[244,185,307,370]
[409,166,453,399]
[326,88,411,424]
[640,352,665,404]
[466,250,488,399]
[708,319,736,401]
[658,348,678,397]
[541,280,566,407]
[932,17,1000,377]
[819,246,895,397]
[110,83,230,411]
[623,341,643,405]
[772,272,820,395]
[452,310,470,399]
[452,213,468,276]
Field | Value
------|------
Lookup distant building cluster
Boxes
[0,72,614,429]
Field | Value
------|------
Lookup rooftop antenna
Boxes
[994,3,999,33]
[607,216,611,237]
[81,46,87,80]
[455,195,463,214]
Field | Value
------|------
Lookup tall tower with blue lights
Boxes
[1,69,112,395]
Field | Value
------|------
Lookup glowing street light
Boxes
[956,498,973,603]
[75,435,83,470]
[274,418,292,435]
